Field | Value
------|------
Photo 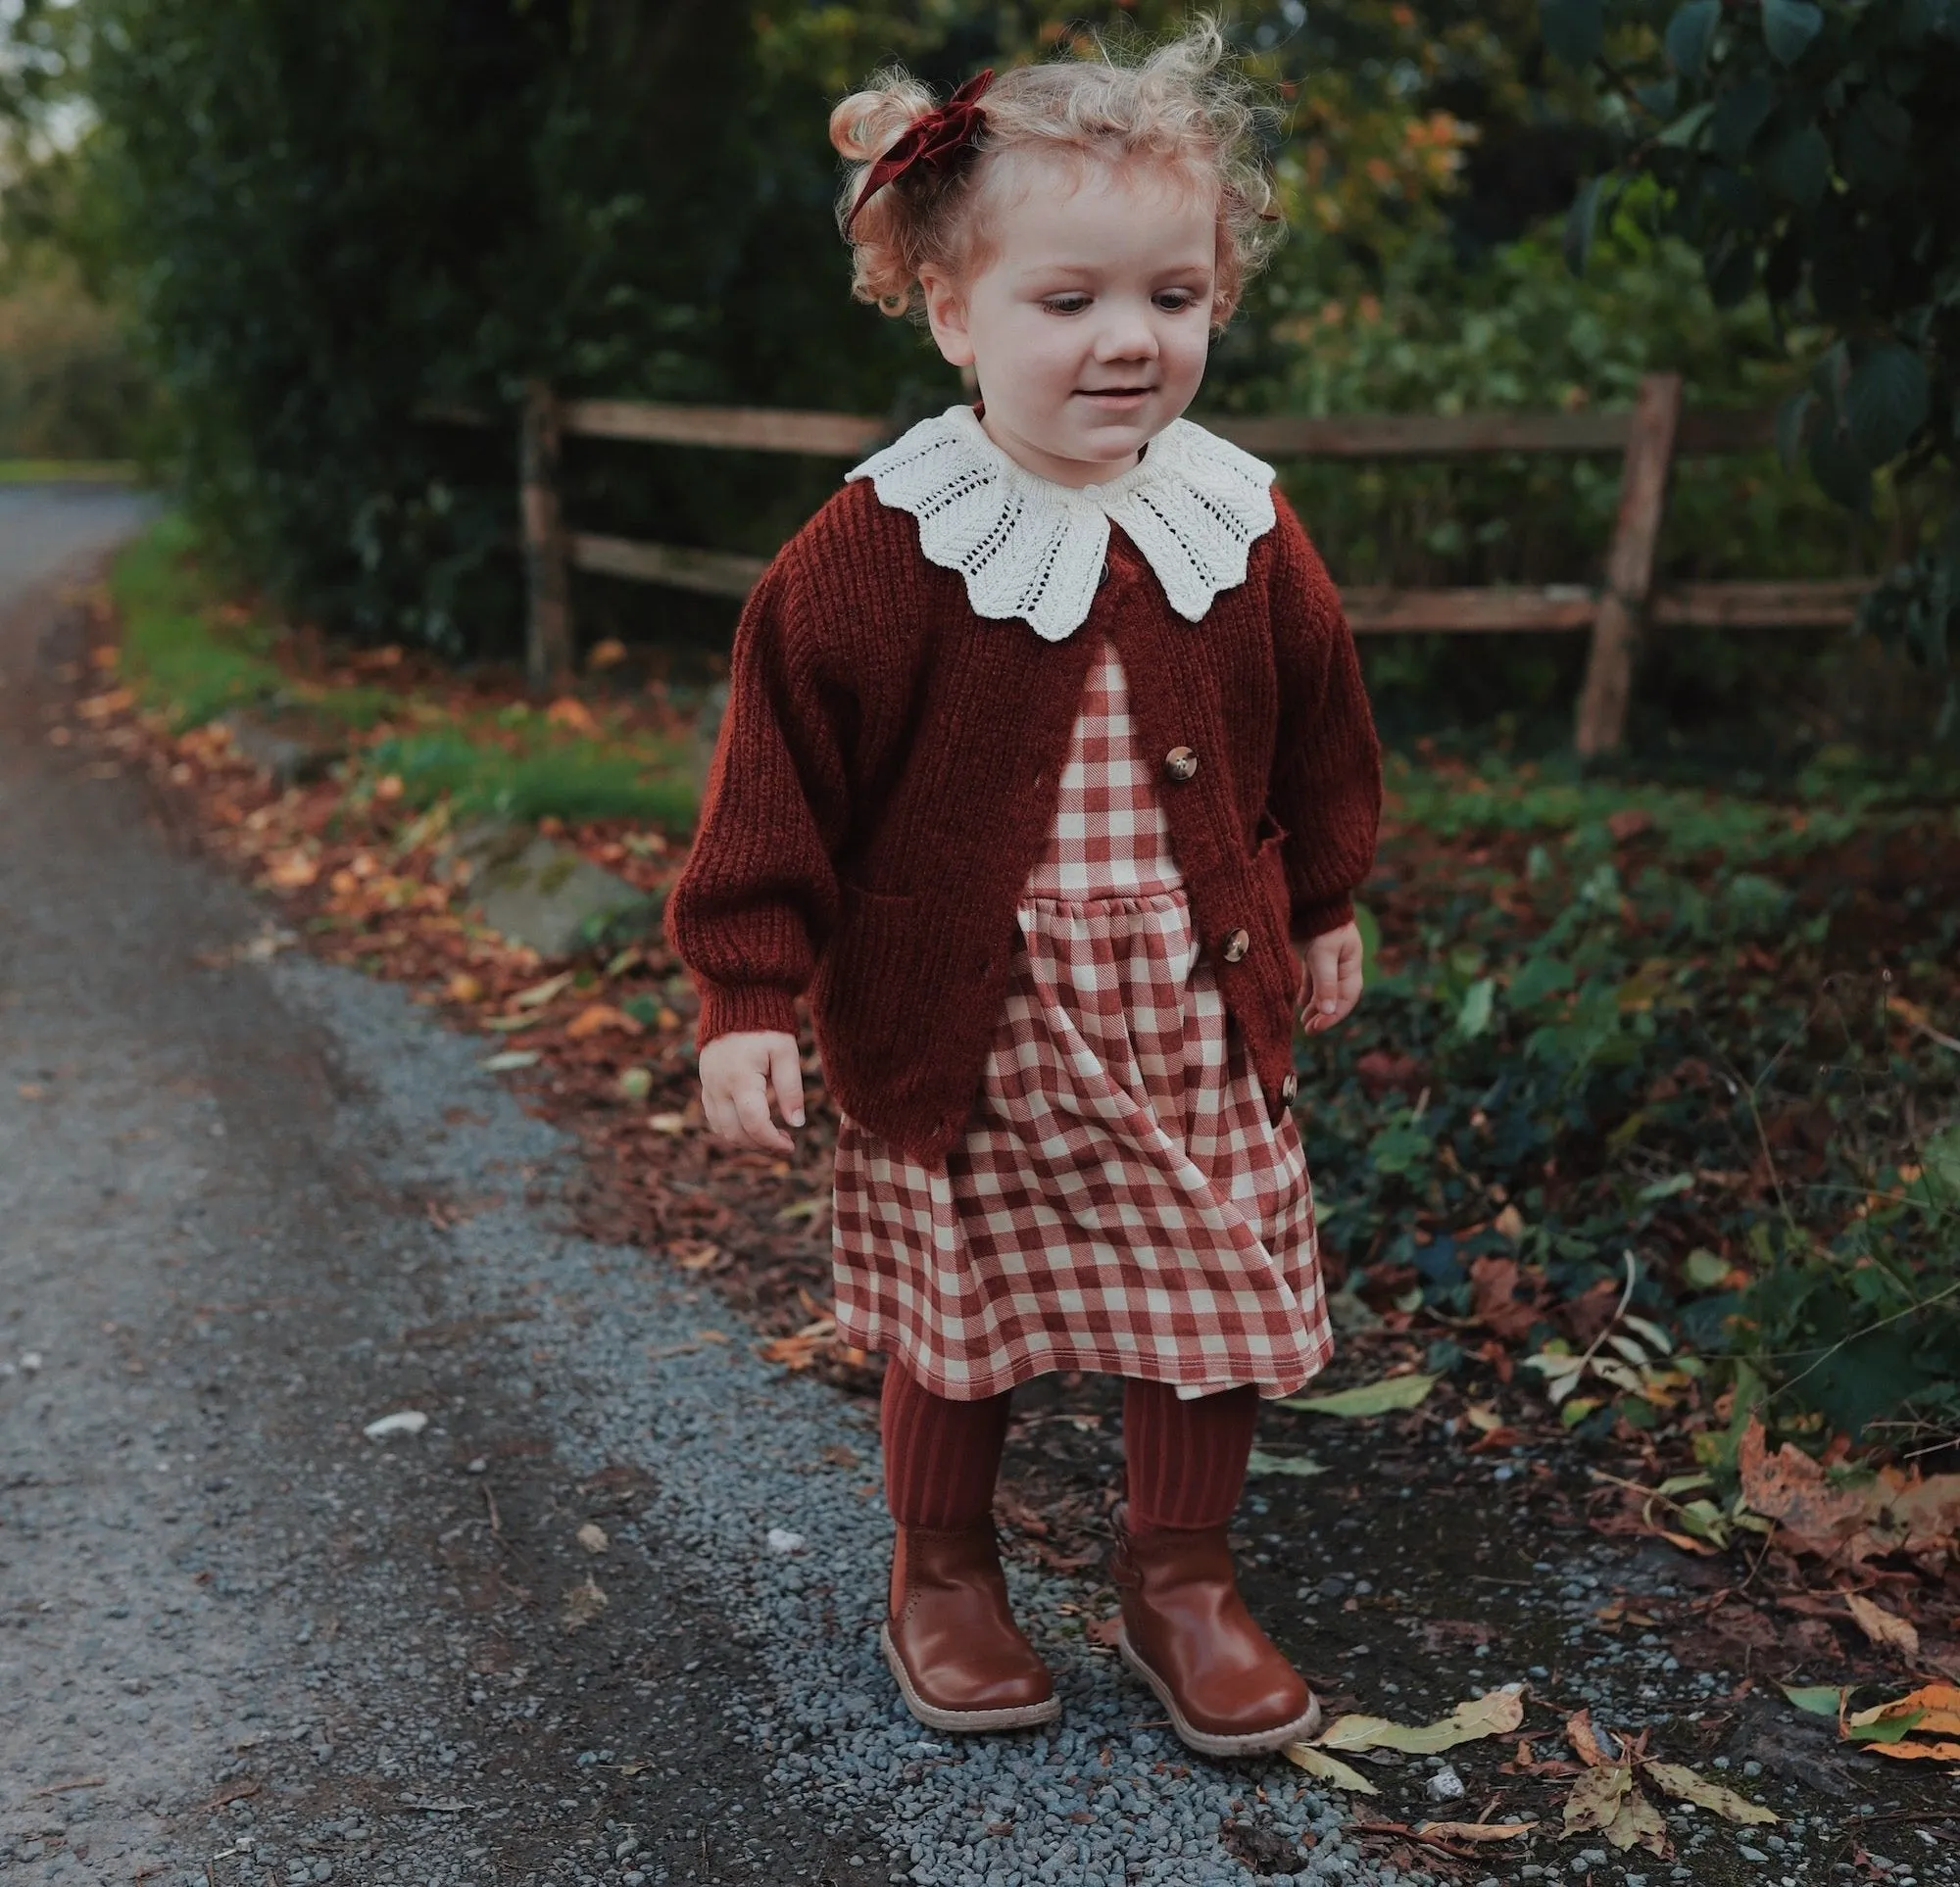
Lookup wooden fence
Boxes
[478,372,1873,754]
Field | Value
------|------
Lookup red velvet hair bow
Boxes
[846,70,995,231]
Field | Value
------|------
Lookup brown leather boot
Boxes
[880,1522,1060,1732]
[1109,1505,1321,1756]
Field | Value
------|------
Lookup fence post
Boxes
[1574,371,1683,757]
[520,380,573,693]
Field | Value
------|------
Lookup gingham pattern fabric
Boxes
[832,641,1333,1402]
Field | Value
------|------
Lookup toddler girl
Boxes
[668,22,1381,1758]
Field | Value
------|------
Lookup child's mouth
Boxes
[1076,387,1154,405]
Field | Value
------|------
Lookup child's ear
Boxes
[919,266,976,368]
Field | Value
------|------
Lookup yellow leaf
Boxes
[1562,1762,1633,1834]
[1564,1765,1669,1855]
[1280,1372,1436,1419]
[1316,1688,1524,1755]
[1640,1761,1777,1825]
[446,972,483,1004]
[1282,1744,1380,1795]
[1847,1683,1960,1739]
[514,971,576,1008]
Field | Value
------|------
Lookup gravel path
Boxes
[3,503,1955,1887]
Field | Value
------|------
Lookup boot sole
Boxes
[880,1623,1061,1734]
[1117,1628,1322,1758]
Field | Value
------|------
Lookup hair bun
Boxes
[829,71,937,163]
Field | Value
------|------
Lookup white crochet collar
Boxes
[847,404,1276,641]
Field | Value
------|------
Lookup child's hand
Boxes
[699,1031,806,1151]
[1299,920,1364,1035]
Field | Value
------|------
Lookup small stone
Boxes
[1742,1760,1763,1777]
[1740,1848,1769,1864]
[1426,1765,1466,1803]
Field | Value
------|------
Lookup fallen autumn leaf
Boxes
[1282,1744,1380,1795]
[1279,1372,1436,1419]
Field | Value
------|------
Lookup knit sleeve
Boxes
[1266,492,1383,940]
[665,546,850,1046]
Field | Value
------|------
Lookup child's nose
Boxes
[1093,304,1160,363]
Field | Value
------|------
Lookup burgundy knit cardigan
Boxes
[665,473,1382,1166]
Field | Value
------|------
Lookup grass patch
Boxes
[368,729,697,826]
[0,458,142,483]
[112,514,285,728]
[112,513,698,827]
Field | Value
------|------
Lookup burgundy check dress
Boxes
[831,639,1333,1402]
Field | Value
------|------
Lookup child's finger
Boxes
[1301,938,1342,1028]
[731,1073,792,1152]
[769,1037,807,1131]
[1337,935,1365,1014]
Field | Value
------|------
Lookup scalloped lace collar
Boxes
[847,404,1277,642]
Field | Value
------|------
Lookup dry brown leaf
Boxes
[263,849,318,890]
[1863,1738,1960,1762]
[1413,1821,1536,1844]
[1469,1255,1538,1340]
[575,1522,609,1556]
[560,1576,608,1630]
[1890,1476,1960,1559]
[1639,1761,1778,1825]
[1843,1592,1920,1659]
[546,697,601,735]
[1737,1418,1890,1563]
[447,972,483,1004]
[1565,1708,1617,1768]
[564,1003,640,1040]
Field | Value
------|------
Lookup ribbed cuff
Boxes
[1291,895,1355,942]
[695,980,800,1047]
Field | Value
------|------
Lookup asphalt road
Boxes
[0,495,892,1885]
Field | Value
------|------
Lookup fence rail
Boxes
[434,378,1874,753]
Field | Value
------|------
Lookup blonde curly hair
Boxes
[829,19,1280,329]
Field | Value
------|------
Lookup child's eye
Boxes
[1154,289,1200,312]
[1042,294,1092,315]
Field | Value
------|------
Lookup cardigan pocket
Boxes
[810,880,935,1116]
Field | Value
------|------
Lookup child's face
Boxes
[921,154,1218,487]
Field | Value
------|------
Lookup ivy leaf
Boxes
[1666,1,1722,78]
[1712,73,1776,161]
[1542,0,1605,67]
[1809,421,1872,510]
[1457,977,1497,1040]
[1761,0,1824,65]
[1758,121,1832,205]
[1844,341,1931,467]
[1657,99,1716,148]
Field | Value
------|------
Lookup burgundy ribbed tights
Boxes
[880,1364,1258,1532]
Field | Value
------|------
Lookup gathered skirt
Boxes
[830,642,1333,1402]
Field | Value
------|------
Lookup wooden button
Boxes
[1164,746,1199,783]
[1222,928,1250,963]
